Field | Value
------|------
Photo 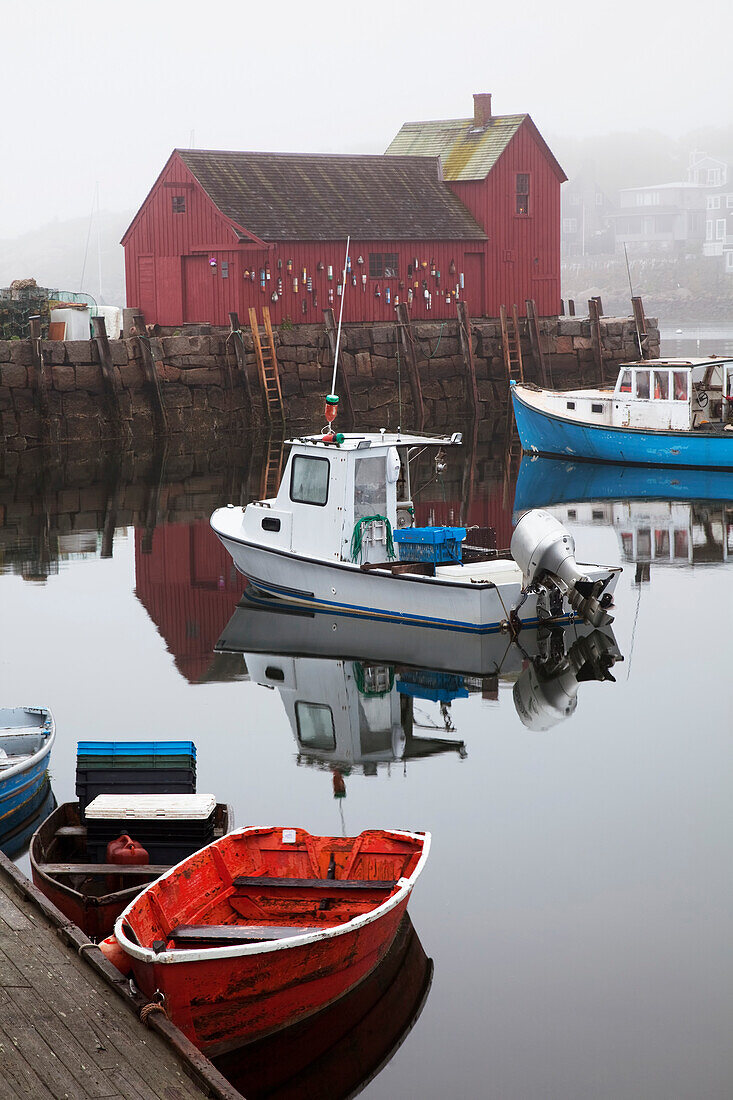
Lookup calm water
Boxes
[2,420,733,1099]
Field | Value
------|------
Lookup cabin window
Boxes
[619,370,632,393]
[265,666,285,681]
[592,509,604,520]
[354,455,387,530]
[674,530,689,558]
[637,528,651,558]
[567,509,577,520]
[369,253,399,279]
[655,530,670,557]
[295,702,336,750]
[290,455,330,506]
[171,195,186,213]
[516,173,530,215]
[621,533,633,557]
[591,403,603,413]
[635,371,650,399]
[566,401,576,409]
[261,517,281,532]
[653,370,669,400]
[673,371,688,400]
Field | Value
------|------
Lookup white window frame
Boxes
[717,218,726,240]
[563,218,577,233]
[706,219,714,241]
[708,168,721,185]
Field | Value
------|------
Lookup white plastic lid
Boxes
[84,794,216,821]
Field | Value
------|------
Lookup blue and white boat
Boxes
[0,708,55,840]
[511,357,733,469]
[211,431,620,633]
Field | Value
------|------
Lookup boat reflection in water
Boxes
[213,914,432,1100]
[217,588,623,773]
[514,455,733,579]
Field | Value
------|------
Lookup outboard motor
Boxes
[513,628,622,731]
[510,510,613,628]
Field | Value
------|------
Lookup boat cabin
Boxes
[549,358,733,432]
[242,432,462,566]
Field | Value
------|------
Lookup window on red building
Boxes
[369,253,399,278]
[171,195,186,213]
[516,174,530,215]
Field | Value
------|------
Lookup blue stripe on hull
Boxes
[0,758,49,818]
[248,577,558,634]
[511,388,733,470]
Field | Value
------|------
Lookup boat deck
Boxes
[0,850,241,1099]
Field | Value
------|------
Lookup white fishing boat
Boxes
[211,431,620,634]
[212,236,619,634]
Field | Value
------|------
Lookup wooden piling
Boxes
[631,297,648,359]
[395,303,424,431]
[134,313,169,434]
[525,299,549,386]
[588,297,606,385]
[227,312,254,407]
[456,302,479,417]
[28,314,47,418]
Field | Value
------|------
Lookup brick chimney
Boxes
[473,93,492,128]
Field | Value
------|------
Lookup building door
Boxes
[462,253,485,317]
[183,255,215,323]
[137,256,156,322]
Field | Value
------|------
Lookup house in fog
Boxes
[122,94,566,326]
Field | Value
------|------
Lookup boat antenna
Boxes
[624,243,644,358]
[323,236,350,434]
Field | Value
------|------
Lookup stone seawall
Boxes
[0,315,659,448]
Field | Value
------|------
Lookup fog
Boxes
[2,0,732,269]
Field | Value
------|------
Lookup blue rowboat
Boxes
[0,708,55,838]
[510,356,733,470]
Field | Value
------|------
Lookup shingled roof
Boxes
[385,113,565,183]
[176,150,486,241]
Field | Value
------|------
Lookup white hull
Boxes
[213,525,617,635]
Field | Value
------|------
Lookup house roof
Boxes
[385,113,566,183]
[175,150,486,241]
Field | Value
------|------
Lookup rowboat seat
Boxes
[166,923,323,946]
[232,876,396,892]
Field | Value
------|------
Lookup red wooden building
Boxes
[122,94,565,326]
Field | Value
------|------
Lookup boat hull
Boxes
[30,802,232,941]
[212,527,616,634]
[131,888,412,1056]
[511,383,733,469]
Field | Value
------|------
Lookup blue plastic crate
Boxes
[77,740,197,757]
[393,526,466,564]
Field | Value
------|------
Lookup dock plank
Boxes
[0,857,236,1099]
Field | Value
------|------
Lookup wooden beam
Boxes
[133,314,168,434]
[456,302,479,417]
[525,299,549,386]
[588,297,606,385]
[27,315,47,419]
[395,303,424,431]
[631,296,648,359]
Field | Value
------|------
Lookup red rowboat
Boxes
[112,825,430,1055]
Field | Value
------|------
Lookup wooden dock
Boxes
[0,850,243,1100]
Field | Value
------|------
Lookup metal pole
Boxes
[330,235,350,396]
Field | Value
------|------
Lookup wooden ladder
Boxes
[499,304,524,383]
[248,306,284,424]
[260,428,285,500]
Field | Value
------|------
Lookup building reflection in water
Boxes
[213,914,432,1100]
